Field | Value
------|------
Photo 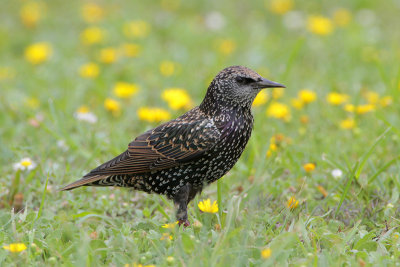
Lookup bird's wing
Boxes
[61,113,220,190]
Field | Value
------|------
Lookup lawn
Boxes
[1,0,400,266]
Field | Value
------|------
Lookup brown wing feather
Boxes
[61,108,221,190]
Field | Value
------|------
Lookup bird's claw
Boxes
[178,219,190,227]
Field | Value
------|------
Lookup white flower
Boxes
[74,110,97,124]
[57,140,69,151]
[204,11,225,31]
[331,169,343,179]
[13,158,37,171]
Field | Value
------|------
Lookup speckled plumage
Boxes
[61,65,285,226]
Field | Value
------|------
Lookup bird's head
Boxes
[202,66,285,112]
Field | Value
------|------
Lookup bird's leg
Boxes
[174,184,191,227]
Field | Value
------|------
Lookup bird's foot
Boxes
[178,219,190,227]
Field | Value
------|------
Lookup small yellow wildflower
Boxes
[99,48,118,64]
[300,115,309,124]
[104,98,121,116]
[287,196,299,210]
[290,98,304,110]
[160,233,173,240]
[355,104,374,114]
[333,8,352,27]
[267,0,293,15]
[266,102,291,122]
[307,15,334,36]
[217,39,236,55]
[380,96,392,107]
[0,67,16,80]
[198,199,218,213]
[82,3,104,23]
[340,118,355,129]
[364,91,379,104]
[25,42,52,64]
[123,20,150,38]
[316,185,328,198]
[162,88,192,110]
[252,91,269,107]
[20,1,43,28]
[326,92,349,105]
[266,143,277,158]
[298,89,317,104]
[261,247,272,259]
[166,256,175,264]
[160,61,177,77]
[81,27,104,45]
[303,163,316,172]
[3,243,27,253]
[24,97,40,109]
[113,82,139,98]
[272,87,284,99]
[121,43,141,58]
[137,107,171,122]
[162,221,179,229]
[344,104,355,112]
[79,63,99,78]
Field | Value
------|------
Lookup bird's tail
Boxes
[60,175,107,191]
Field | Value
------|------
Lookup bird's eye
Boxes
[236,76,254,84]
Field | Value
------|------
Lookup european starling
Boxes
[61,65,285,226]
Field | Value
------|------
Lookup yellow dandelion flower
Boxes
[267,0,293,15]
[287,196,299,210]
[364,91,379,104]
[120,43,141,58]
[333,8,352,27]
[355,104,374,114]
[290,98,304,109]
[123,20,150,38]
[162,221,179,229]
[380,96,392,107]
[160,233,173,240]
[24,97,40,109]
[303,163,316,172]
[217,39,236,55]
[160,61,177,77]
[137,107,171,122]
[316,185,328,198]
[344,104,355,112]
[261,247,272,259]
[113,82,139,98]
[82,3,104,23]
[25,42,52,65]
[340,118,355,129]
[162,88,192,110]
[272,87,284,99]
[266,102,291,121]
[307,15,334,36]
[104,98,121,116]
[81,27,104,45]
[300,115,309,124]
[326,92,349,105]
[20,1,43,28]
[99,48,118,64]
[198,199,218,213]
[298,89,316,104]
[0,67,16,80]
[252,91,269,107]
[79,63,99,78]
[3,243,27,253]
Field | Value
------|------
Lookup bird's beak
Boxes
[256,78,286,89]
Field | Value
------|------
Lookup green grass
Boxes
[1,0,400,266]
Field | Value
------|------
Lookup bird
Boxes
[61,65,285,226]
